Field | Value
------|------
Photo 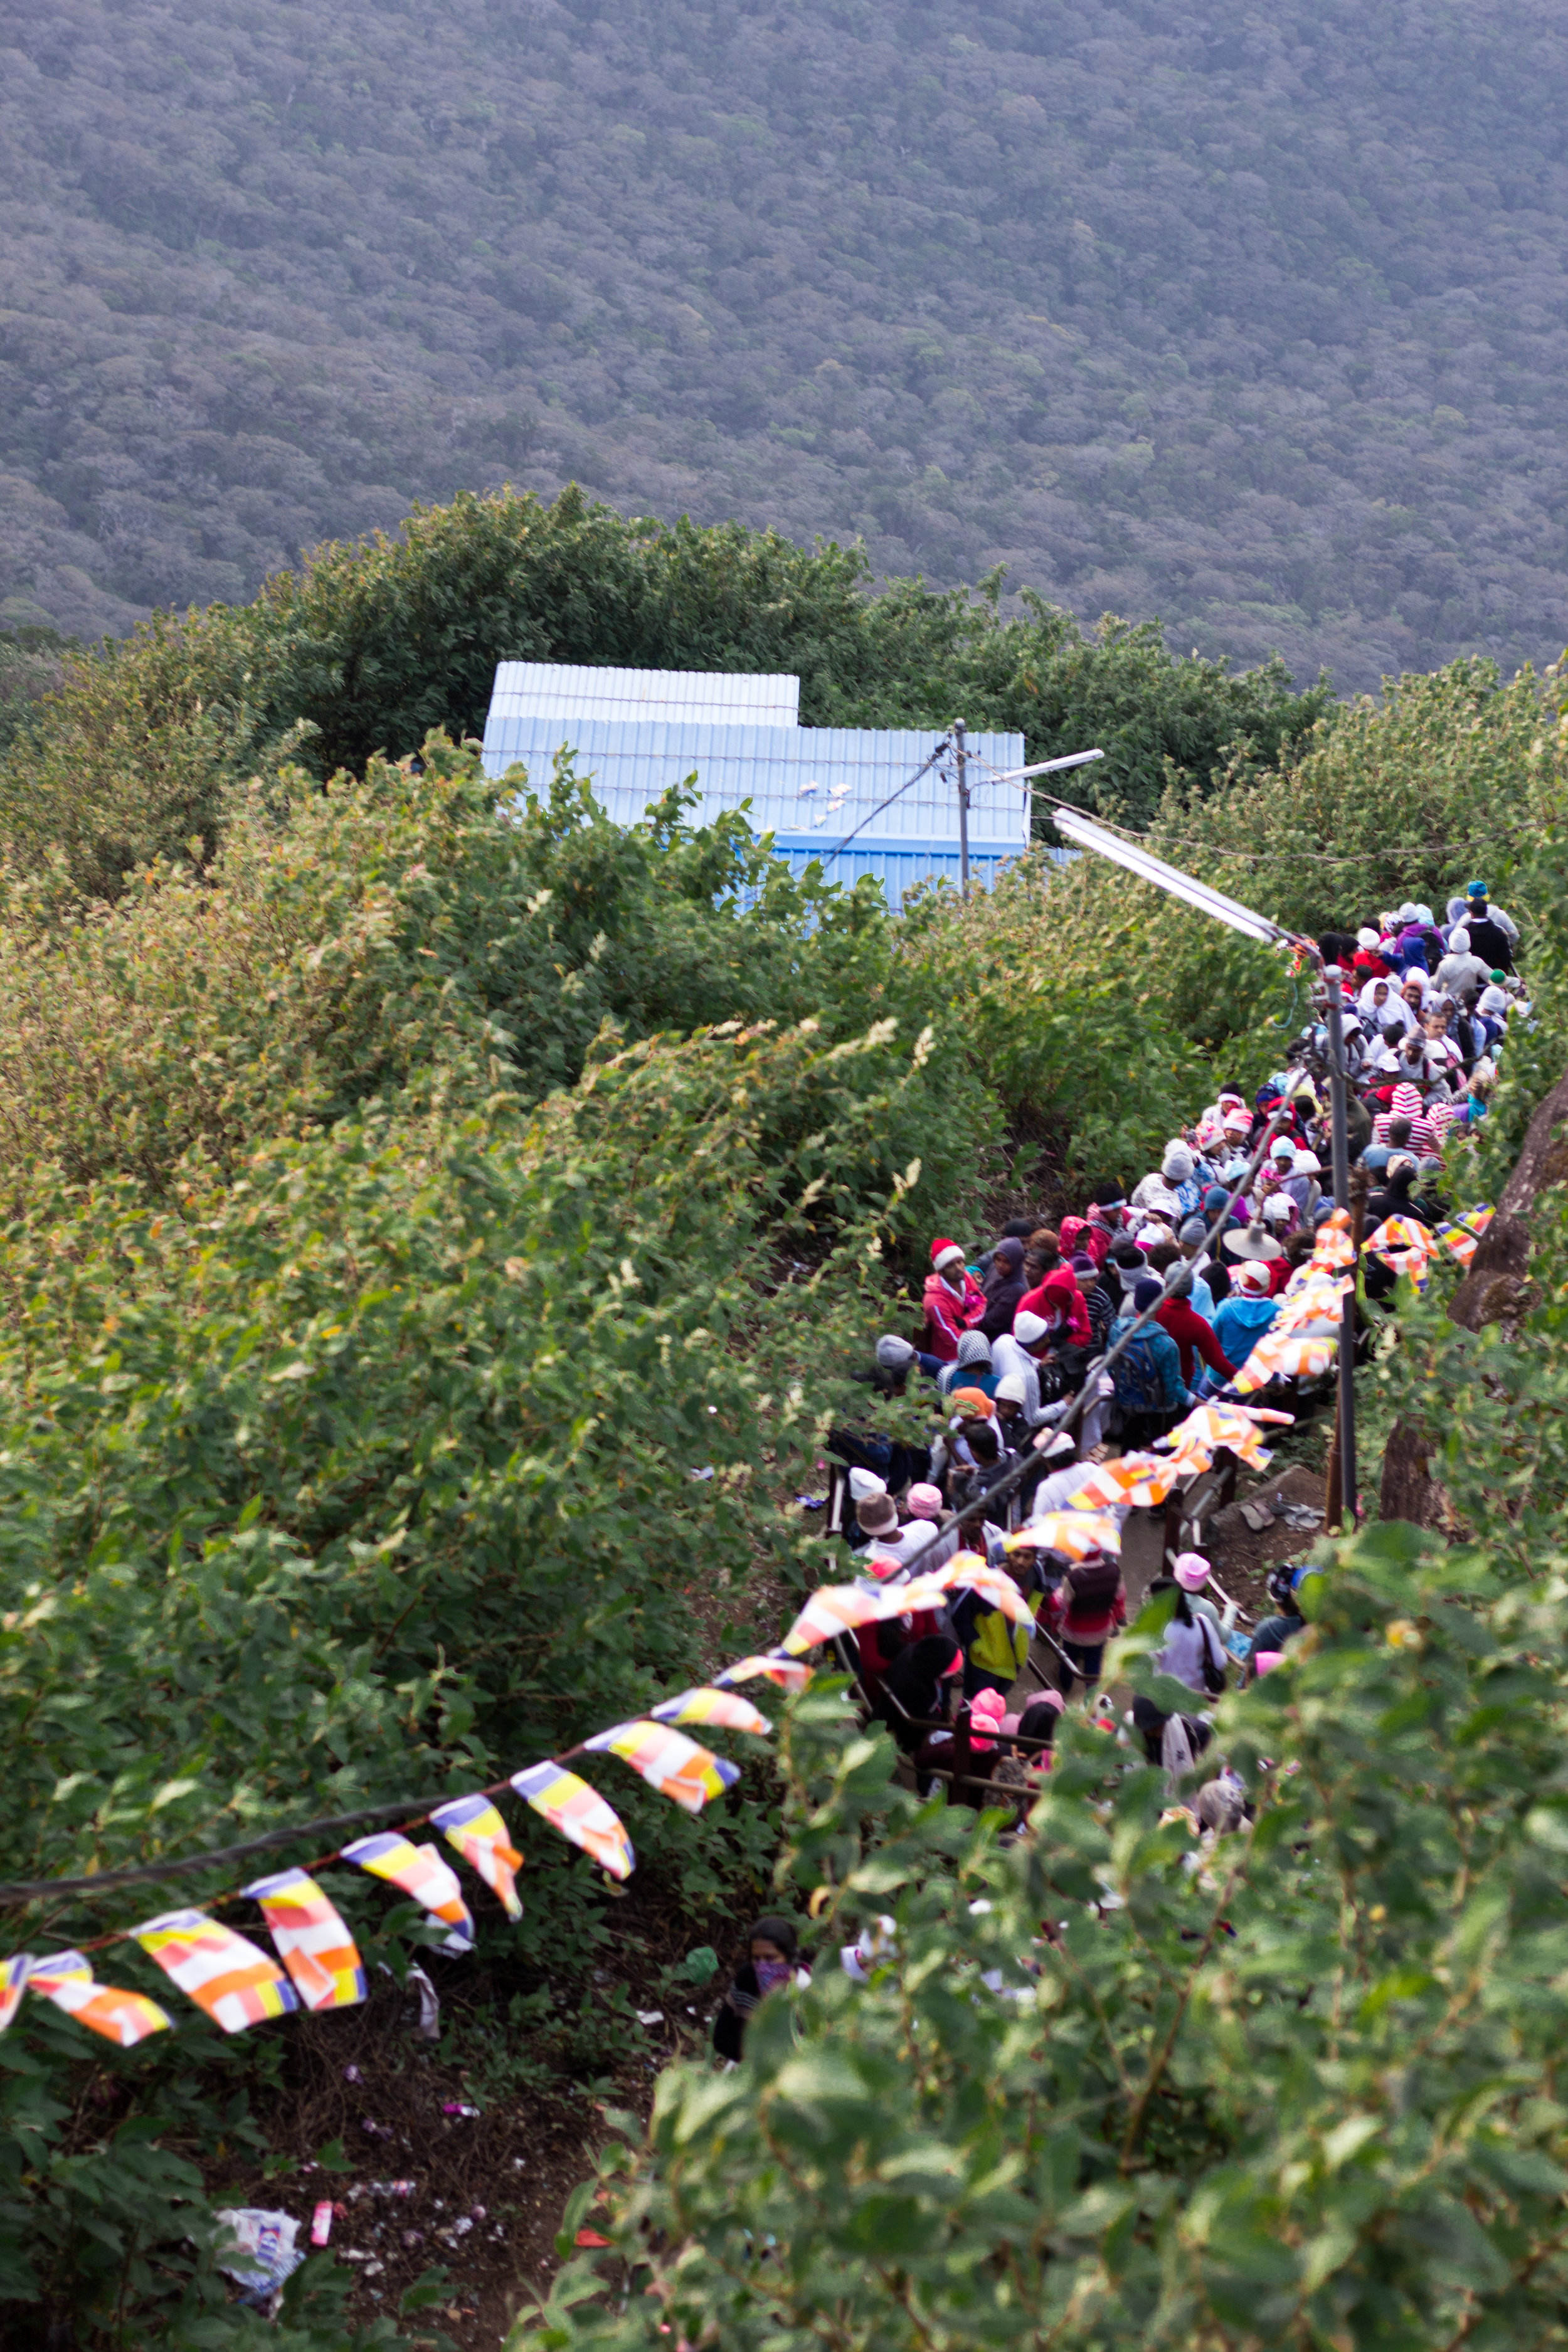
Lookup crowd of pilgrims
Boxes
[820,887,1527,1789]
[711,889,1526,2055]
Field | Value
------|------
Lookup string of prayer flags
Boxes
[1066,1453,1180,1510]
[1233,1328,1338,1392]
[339,1835,475,1954]
[903,1554,1034,1626]
[650,1687,772,1737]
[1310,1208,1357,1271]
[133,1909,299,2033]
[583,1721,739,1815]
[1157,1402,1293,1476]
[429,1795,524,1924]
[0,1953,29,2033]
[715,1651,813,1694]
[1364,1216,1432,1287]
[242,1869,366,2011]
[1435,1204,1493,1267]
[781,1583,916,1656]
[509,1761,635,1881]
[28,1952,172,2047]
[1005,1510,1123,1560]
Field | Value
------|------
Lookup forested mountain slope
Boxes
[3,0,1567,689]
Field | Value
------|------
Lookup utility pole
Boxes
[954,719,970,897]
[1321,962,1359,1529]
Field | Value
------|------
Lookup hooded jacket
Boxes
[1016,1266,1091,1348]
[922,1266,986,1362]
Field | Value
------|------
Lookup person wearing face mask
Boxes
[712,1915,810,2061]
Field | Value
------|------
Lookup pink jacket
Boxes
[922,1268,987,1362]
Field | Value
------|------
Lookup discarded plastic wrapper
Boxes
[131,1910,297,2034]
[310,2201,334,2247]
[340,1833,475,1953]
[242,1867,366,2011]
[509,1760,635,1880]
[583,1720,740,1814]
[214,2208,305,2302]
[405,1962,441,2041]
[430,1793,524,1922]
[649,1687,771,1737]
[442,2100,482,2118]
[27,1951,172,2047]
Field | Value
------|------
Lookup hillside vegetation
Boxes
[1,497,1565,2347]
[4,0,1568,687]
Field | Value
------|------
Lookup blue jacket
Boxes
[1212,1292,1279,1369]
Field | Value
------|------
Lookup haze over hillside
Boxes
[3,0,1567,691]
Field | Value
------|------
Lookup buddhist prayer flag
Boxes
[1435,1204,1493,1267]
[650,1687,772,1737]
[1006,1510,1123,1560]
[583,1720,739,1814]
[132,1909,298,2033]
[242,1868,366,2011]
[1064,1453,1180,1510]
[904,1554,1035,1626]
[1157,1402,1292,1475]
[714,1651,813,1693]
[429,1794,524,1923]
[781,1583,921,1656]
[1310,1209,1357,1271]
[1364,1217,1432,1287]
[339,1834,475,1953]
[510,1761,635,1881]
[0,1953,30,2033]
[28,1951,172,2047]
[1233,1329,1339,1392]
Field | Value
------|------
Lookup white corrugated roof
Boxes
[488,662,800,728]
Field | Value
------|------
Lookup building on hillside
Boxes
[479,660,1032,908]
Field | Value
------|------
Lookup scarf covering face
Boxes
[755,1958,792,1994]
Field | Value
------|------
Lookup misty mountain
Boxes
[3,0,1567,690]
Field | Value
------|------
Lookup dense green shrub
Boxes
[0,488,1329,904]
[519,1517,1568,2352]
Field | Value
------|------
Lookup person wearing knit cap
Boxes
[980,1235,1029,1342]
[938,1327,1000,1399]
[906,1481,944,1521]
[922,1238,987,1364]
[1172,1550,1224,1632]
[1176,1216,1227,1311]
[949,1386,996,1426]
[1015,1264,1092,1353]
[992,1371,1032,1450]
[1074,1249,1117,1348]
[852,1486,901,1549]
[1436,927,1490,1007]
[1459,883,1517,974]
[1106,1274,1192,1447]
[1211,1258,1278,1369]
[991,1310,1051,1428]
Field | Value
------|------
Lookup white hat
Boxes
[1356,927,1379,948]
[1293,1148,1323,1174]
[933,1242,965,1273]
[1233,1258,1273,1294]
[993,1372,1029,1406]
[848,1468,887,1503]
[1014,1311,1051,1345]
[840,1915,898,1982]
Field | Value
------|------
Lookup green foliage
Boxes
[0,622,72,760]
[1156,657,1567,938]
[515,1521,1568,2352]
[0,488,1325,904]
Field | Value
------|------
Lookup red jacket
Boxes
[1017,1267,1091,1348]
[922,1268,986,1361]
[1155,1298,1236,1382]
[1047,1559,1127,1646]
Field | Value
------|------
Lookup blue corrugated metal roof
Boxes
[480,713,1029,856]
[489,661,800,728]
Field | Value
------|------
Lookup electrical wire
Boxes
[817,734,953,864]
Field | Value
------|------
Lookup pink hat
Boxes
[931,1237,966,1271]
[968,1688,1005,1752]
[907,1482,943,1519]
[1172,1552,1210,1591]
[1253,1649,1285,1676]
